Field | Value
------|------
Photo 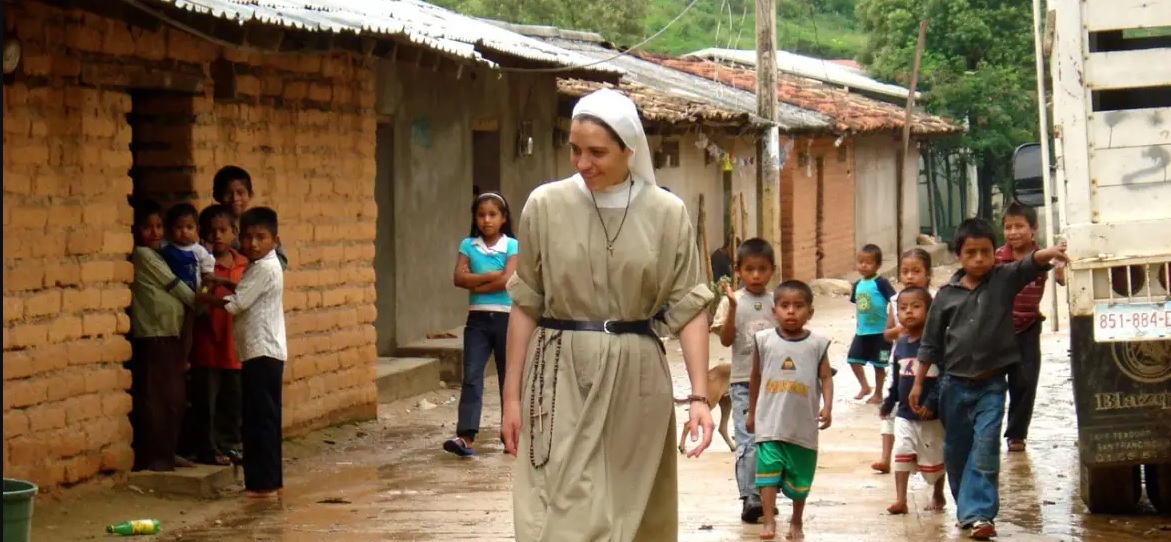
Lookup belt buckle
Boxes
[602,319,616,334]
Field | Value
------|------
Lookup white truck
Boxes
[1014,0,1171,515]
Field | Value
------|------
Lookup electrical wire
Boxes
[496,0,702,72]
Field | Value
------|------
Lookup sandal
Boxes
[443,437,475,457]
[1007,439,1026,452]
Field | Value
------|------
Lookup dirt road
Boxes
[30,293,1169,541]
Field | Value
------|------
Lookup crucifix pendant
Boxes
[607,243,614,254]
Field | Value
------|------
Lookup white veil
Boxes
[571,88,657,186]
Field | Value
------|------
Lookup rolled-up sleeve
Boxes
[505,195,545,318]
[663,210,715,334]
[134,247,195,308]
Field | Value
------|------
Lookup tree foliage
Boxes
[856,0,1039,205]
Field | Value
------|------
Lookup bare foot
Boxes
[870,461,891,474]
[887,501,908,515]
[924,497,947,511]
[759,519,777,540]
[786,521,805,540]
[866,393,883,405]
[853,387,872,400]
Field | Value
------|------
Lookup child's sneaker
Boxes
[969,520,996,540]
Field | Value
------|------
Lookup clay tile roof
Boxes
[637,54,963,136]
[557,79,761,126]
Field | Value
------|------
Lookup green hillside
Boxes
[432,0,867,60]
[643,0,865,59]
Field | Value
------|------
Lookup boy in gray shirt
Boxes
[710,238,777,524]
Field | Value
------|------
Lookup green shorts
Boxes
[755,441,817,500]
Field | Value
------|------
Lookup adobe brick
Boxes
[10,206,49,229]
[99,231,133,256]
[6,435,44,468]
[32,342,70,377]
[115,312,130,334]
[112,260,134,284]
[100,390,131,417]
[86,417,121,451]
[48,369,87,403]
[65,338,104,366]
[52,425,89,459]
[48,315,84,343]
[356,304,376,325]
[100,442,134,472]
[63,453,101,484]
[23,290,62,318]
[84,364,121,394]
[63,287,102,311]
[3,350,34,381]
[27,402,68,433]
[3,411,30,439]
[65,228,103,256]
[79,260,114,284]
[64,392,103,425]
[101,336,132,363]
[4,295,25,321]
[81,203,119,226]
[9,323,50,349]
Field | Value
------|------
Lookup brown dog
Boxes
[675,363,736,454]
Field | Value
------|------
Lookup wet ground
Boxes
[30,290,1171,541]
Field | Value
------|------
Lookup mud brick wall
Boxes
[780,137,856,281]
[2,1,378,490]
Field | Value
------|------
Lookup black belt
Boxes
[537,318,664,352]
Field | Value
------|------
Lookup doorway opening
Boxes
[126,91,197,204]
[373,121,397,356]
[472,127,502,195]
[815,156,826,278]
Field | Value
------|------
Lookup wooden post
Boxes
[898,19,928,256]
[756,0,782,284]
[698,194,713,284]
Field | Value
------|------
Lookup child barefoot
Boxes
[873,248,933,474]
[847,244,896,404]
[747,281,833,540]
[879,287,946,514]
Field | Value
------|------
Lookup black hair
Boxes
[164,202,198,230]
[898,286,933,308]
[775,280,814,305]
[900,247,933,286]
[1003,201,1039,230]
[469,192,515,239]
[198,204,235,240]
[130,196,162,228]
[953,218,998,255]
[240,206,279,237]
[212,165,253,203]
[736,237,775,268]
[572,113,627,150]
[859,243,884,266]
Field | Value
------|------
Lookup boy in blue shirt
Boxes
[848,244,897,403]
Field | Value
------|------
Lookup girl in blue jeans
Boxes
[444,191,518,457]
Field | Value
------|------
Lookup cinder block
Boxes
[127,464,237,499]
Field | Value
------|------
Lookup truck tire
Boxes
[1145,464,1171,515]
[1081,463,1142,514]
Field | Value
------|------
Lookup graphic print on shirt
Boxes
[765,357,809,397]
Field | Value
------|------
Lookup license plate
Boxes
[1093,302,1171,342]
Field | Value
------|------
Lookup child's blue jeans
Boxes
[456,310,509,440]
[939,373,1007,526]
[730,382,760,505]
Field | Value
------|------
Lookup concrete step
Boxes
[375,357,442,404]
[395,328,470,384]
[126,464,236,499]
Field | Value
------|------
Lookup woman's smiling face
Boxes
[569,118,632,190]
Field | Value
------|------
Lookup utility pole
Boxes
[755,0,782,281]
[897,20,928,257]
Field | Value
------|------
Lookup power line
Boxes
[497,0,702,73]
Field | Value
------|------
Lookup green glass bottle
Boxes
[105,519,161,535]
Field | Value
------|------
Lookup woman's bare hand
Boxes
[684,401,715,458]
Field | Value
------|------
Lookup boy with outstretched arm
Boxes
[747,280,833,541]
[711,238,778,524]
[910,218,1067,540]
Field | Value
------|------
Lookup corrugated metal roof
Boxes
[154,0,622,76]
[492,22,832,132]
[689,48,919,102]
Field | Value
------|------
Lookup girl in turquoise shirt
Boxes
[444,192,519,456]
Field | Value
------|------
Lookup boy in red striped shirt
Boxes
[996,202,1065,452]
